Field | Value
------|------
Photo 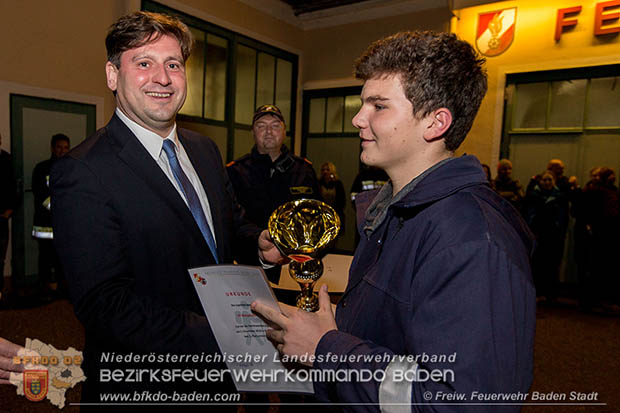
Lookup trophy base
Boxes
[296,292,319,312]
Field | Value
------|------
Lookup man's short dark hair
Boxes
[106,11,193,67]
[354,31,487,151]
[51,133,70,147]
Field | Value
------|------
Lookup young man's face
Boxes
[352,74,426,175]
[105,34,187,137]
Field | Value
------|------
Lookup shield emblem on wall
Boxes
[476,7,517,57]
[24,370,49,402]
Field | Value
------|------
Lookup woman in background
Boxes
[319,162,346,228]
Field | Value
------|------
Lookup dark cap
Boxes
[252,104,285,124]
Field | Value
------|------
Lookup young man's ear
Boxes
[105,61,119,92]
[423,108,452,142]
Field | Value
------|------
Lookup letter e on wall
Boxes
[594,0,620,35]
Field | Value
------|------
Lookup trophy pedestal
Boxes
[289,259,323,312]
[271,254,353,292]
[295,291,319,312]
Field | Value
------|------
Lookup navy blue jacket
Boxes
[313,155,536,412]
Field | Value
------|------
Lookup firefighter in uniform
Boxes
[32,133,70,299]
[226,104,320,229]
[226,105,321,280]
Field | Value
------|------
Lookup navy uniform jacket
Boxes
[226,145,321,228]
[313,155,536,412]
[51,114,260,406]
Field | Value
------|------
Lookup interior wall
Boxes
[452,0,620,167]
[0,0,130,141]
[0,0,305,153]
[303,7,452,85]
[175,0,304,52]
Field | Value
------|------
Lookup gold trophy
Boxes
[268,199,340,312]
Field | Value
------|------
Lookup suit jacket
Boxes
[51,114,260,403]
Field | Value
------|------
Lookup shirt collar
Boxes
[363,157,454,236]
[115,108,177,160]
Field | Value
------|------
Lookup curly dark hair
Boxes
[354,31,487,151]
[106,11,193,67]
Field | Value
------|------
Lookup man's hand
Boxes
[251,284,337,366]
[0,209,12,219]
[0,337,24,384]
[258,229,286,265]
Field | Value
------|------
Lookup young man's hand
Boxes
[251,285,337,366]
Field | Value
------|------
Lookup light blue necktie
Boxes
[162,139,219,263]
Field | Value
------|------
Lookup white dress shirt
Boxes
[115,108,217,245]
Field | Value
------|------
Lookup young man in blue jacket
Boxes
[253,31,536,412]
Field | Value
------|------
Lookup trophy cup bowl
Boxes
[268,199,340,311]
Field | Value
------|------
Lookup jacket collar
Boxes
[250,144,289,164]
[393,154,488,207]
[363,155,488,235]
[114,108,177,161]
[106,114,218,261]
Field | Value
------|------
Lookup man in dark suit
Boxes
[51,11,281,407]
[32,133,70,300]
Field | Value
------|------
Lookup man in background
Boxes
[493,158,524,213]
[227,104,320,281]
[32,133,70,300]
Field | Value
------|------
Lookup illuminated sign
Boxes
[555,0,620,41]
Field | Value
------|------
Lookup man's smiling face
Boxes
[106,34,187,137]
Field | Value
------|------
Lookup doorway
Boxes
[302,86,362,254]
[10,94,96,288]
[501,65,620,284]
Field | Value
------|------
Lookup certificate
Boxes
[188,265,313,394]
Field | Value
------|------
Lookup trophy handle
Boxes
[289,259,324,312]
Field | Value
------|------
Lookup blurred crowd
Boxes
[483,158,619,312]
